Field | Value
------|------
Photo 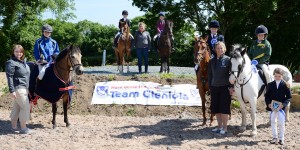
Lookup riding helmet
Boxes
[255,25,268,34]
[159,12,165,17]
[42,24,53,32]
[209,20,220,28]
[122,10,128,15]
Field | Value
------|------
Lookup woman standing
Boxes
[5,45,32,134]
[208,41,233,134]
[133,22,151,73]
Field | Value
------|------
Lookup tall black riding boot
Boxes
[138,65,142,73]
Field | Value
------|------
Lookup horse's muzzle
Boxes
[75,65,84,75]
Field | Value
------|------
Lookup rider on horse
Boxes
[153,12,175,52]
[112,10,134,51]
[206,20,224,58]
[247,25,272,85]
[33,24,60,80]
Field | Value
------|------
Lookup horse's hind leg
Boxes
[63,96,71,127]
[126,48,131,73]
[167,57,170,73]
[285,102,290,125]
[52,103,57,129]
[159,57,163,73]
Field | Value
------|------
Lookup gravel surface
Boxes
[83,66,196,76]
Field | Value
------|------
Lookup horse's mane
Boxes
[55,45,81,63]
[230,44,244,59]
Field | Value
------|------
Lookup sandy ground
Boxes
[1,72,300,150]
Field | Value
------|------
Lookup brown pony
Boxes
[115,21,131,73]
[158,20,173,73]
[29,45,83,129]
[194,36,213,125]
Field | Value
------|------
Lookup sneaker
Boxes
[19,128,33,134]
[212,128,222,133]
[219,129,227,135]
[278,140,284,145]
[270,138,278,144]
[11,128,19,133]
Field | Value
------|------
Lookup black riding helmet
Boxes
[159,12,165,17]
[209,20,220,28]
[42,24,53,32]
[255,25,268,35]
[122,10,128,15]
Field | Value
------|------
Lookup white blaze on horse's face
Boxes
[70,52,83,75]
[229,57,243,84]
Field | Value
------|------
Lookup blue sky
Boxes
[43,0,145,27]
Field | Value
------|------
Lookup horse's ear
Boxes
[240,47,247,56]
[204,35,209,42]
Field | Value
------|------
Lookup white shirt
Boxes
[275,80,281,89]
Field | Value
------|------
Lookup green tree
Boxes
[0,0,75,70]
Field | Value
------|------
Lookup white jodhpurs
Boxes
[270,110,285,141]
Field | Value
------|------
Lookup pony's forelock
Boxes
[230,44,246,59]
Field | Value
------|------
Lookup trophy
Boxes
[271,100,282,112]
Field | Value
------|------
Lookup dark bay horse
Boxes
[115,21,131,73]
[193,36,213,125]
[158,20,173,73]
[29,45,83,129]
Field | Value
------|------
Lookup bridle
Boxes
[229,54,253,103]
[195,40,208,63]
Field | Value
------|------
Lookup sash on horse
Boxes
[29,63,75,104]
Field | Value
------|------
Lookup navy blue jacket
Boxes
[207,34,225,57]
[265,80,291,111]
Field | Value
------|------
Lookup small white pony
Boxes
[229,44,292,136]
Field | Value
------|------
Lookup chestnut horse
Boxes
[115,21,131,73]
[157,20,173,73]
[194,36,213,125]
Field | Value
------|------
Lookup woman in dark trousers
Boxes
[208,41,233,135]
[5,45,32,134]
[132,22,151,73]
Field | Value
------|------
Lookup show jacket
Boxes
[207,34,225,57]
[265,80,291,111]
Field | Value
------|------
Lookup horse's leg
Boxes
[159,56,163,73]
[120,49,124,74]
[115,50,120,73]
[238,99,247,131]
[52,103,57,129]
[167,56,170,73]
[249,97,258,136]
[63,95,71,127]
[163,57,167,73]
[126,48,131,73]
[199,87,207,126]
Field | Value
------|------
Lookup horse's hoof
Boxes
[239,126,246,131]
[53,125,57,129]
[251,130,257,136]
[66,123,71,128]
[285,122,289,126]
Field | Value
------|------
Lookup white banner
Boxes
[91,81,201,106]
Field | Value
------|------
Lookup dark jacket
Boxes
[208,54,231,87]
[34,36,60,62]
[5,57,30,93]
[119,18,131,32]
[265,80,291,111]
[207,34,225,57]
[133,31,151,49]
[247,39,272,64]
